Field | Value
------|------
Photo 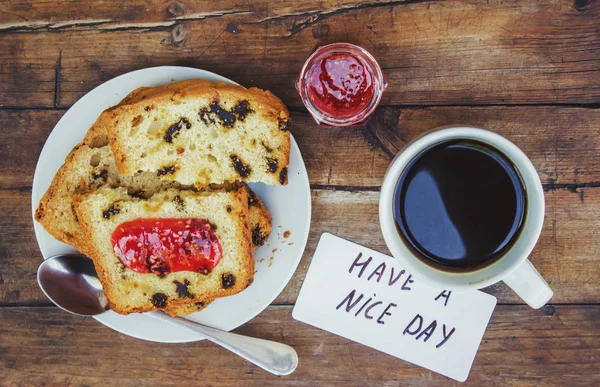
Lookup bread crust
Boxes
[102,80,291,186]
[34,144,107,255]
[74,186,255,315]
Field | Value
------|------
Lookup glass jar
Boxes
[296,42,387,126]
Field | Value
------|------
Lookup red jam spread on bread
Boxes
[307,52,374,117]
[111,218,222,276]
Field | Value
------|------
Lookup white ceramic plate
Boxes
[31,66,311,343]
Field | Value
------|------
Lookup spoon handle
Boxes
[147,312,298,376]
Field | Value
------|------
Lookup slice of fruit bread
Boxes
[73,186,255,316]
[102,80,291,188]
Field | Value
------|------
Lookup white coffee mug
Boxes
[379,126,553,308]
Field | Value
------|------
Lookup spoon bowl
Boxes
[37,254,109,316]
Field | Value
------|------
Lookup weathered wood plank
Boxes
[1,0,598,108]
[0,0,255,29]
[0,0,400,29]
[3,185,600,305]
[369,106,600,186]
[0,35,57,107]
[0,305,598,385]
[2,107,600,190]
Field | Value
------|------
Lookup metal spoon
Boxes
[37,254,298,376]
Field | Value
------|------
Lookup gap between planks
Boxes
[2,183,600,193]
[2,103,600,113]
[1,303,600,309]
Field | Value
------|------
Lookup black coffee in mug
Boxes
[393,139,527,272]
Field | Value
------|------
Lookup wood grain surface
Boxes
[1,0,599,385]
[0,0,599,107]
[1,306,599,385]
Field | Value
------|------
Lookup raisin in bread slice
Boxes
[73,186,254,315]
[102,80,291,188]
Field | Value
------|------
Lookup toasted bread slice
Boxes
[73,186,254,315]
[102,80,291,187]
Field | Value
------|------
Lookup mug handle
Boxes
[502,259,553,309]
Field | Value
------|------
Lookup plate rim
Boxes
[31,66,311,342]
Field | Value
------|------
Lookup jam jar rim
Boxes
[296,42,387,126]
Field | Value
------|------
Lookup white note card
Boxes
[293,233,497,382]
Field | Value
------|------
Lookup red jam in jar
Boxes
[307,53,374,118]
[111,218,222,276]
[297,43,387,126]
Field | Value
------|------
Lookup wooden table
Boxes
[1,1,599,385]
